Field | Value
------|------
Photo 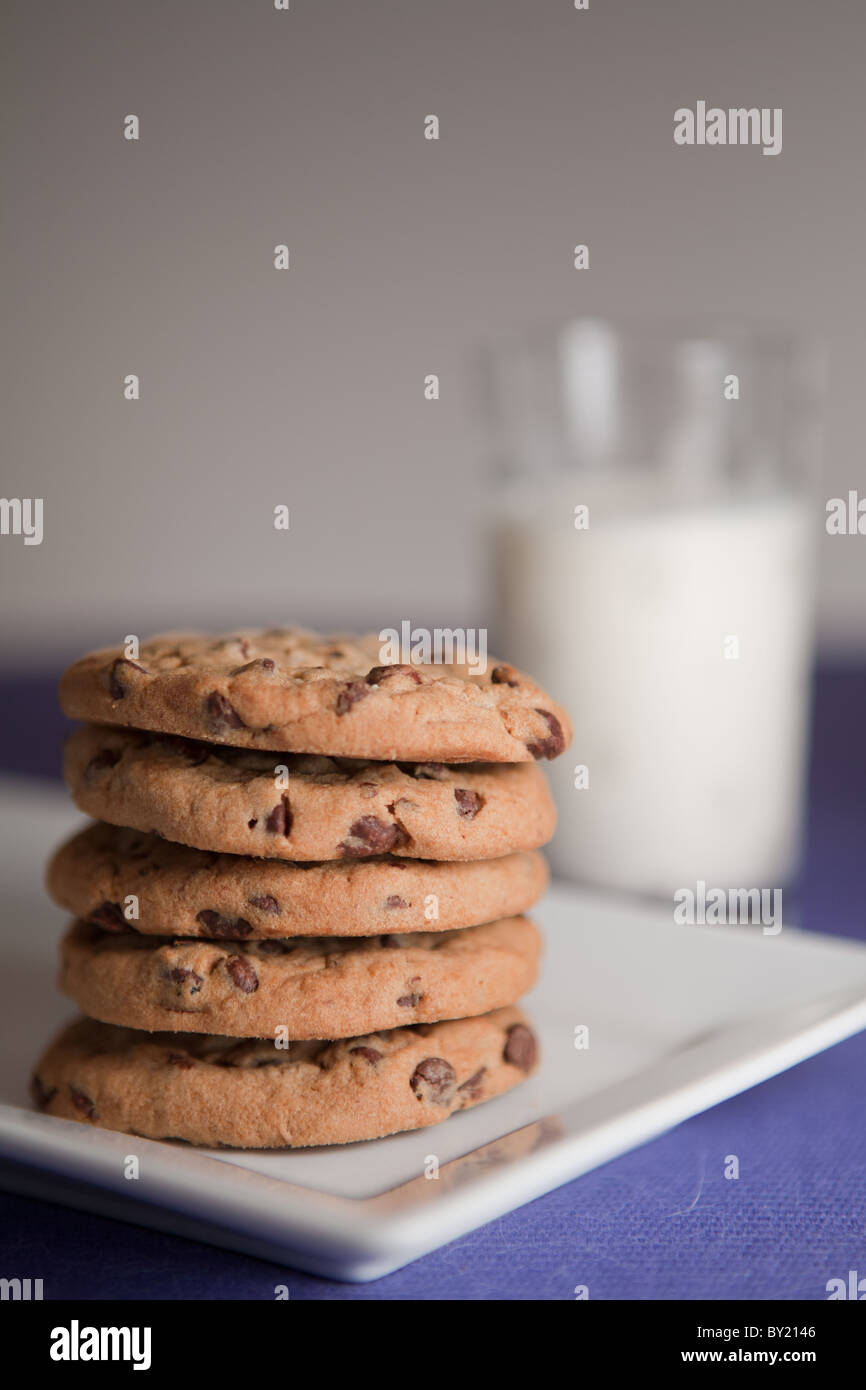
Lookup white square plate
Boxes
[2,777,866,1281]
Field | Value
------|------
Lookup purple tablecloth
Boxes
[1,667,864,1300]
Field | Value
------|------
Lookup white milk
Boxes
[493,476,815,895]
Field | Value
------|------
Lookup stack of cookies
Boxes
[33,630,571,1149]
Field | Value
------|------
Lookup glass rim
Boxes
[487,311,824,359]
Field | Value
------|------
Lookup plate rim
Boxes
[2,974,866,1281]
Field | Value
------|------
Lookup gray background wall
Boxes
[3,0,864,665]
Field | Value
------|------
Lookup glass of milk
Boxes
[487,319,825,897]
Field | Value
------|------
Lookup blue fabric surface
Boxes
[1,667,864,1300]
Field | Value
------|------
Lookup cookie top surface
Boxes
[59,629,571,763]
[47,822,549,937]
[64,725,557,862]
[59,915,542,1039]
[32,1007,539,1147]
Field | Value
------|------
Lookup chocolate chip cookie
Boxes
[31,1007,539,1147]
[47,823,549,938]
[64,726,557,861]
[59,916,542,1038]
[59,629,571,763]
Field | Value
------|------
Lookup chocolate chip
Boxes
[206,691,246,732]
[457,1067,486,1102]
[349,1046,383,1065]
[525,709,565,760]
[247,818,258,829]
[165,1052,194,1070]
[379,934,401,948]
[121,832,151,856]
[84,748,120,781]
[169,966,203,993]
[365,664,421,685]
[454,788,483,819]
[410,1057,456,1105]
[231,657,276,676]
[196,909,253,939]
[385,808,412,847]
[69,1085,96,1119]
[181,744,209,766]
[90,900,128,932]
[30,1075,56,1109]
[296,753,345,777]
[247,894,280,914]
[108,657,147,699]
[225,955,259,993]
[503,1023,537,1070]
[385,895,408,909]
[336,680,369,714]
[397,975,422,1007]
[491,664,519,687]
[338,816,402,858]
[256,938,294,954]
[266,797,292,835]
[406,762,449,780]
[156,734,208,765]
